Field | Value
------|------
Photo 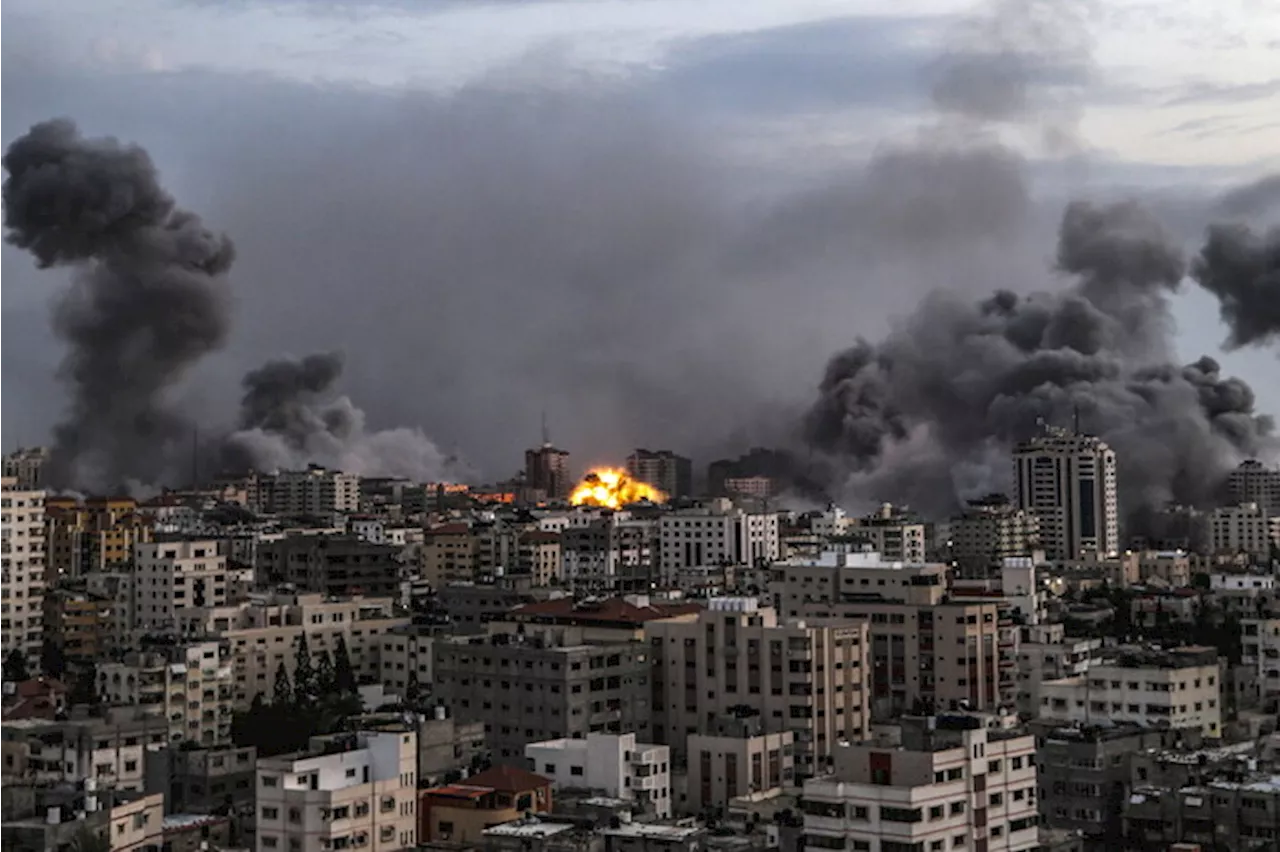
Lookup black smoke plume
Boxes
[2,118,234,490]
[223,352,469,482]
[804,201,1275,523]
[1192,222,1280,349]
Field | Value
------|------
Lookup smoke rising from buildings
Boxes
[1192,222,1280,350]
[224,352,469,483]
[2,118,235,491]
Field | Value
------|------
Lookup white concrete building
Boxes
[1210,572,1276,593]
[2,476,47,670]
[1038,645,1222,737]
[1014,623,1100,716]
[1013,429,1119,561]
[802,714,1039,852]
[1207,503,1272,562]
[133,540,228,634]
[999,557,1044,626]
[256,726,419,852]
[98,640,234,745]
[2,447,49,490]
[525,732,672,818]
[659,502,780,579]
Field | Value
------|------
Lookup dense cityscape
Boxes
[2,434,1278,852]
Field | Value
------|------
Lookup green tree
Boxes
[40,639,66,679]
[273,662,293,707]
[333,635,357,695]
[70,663,98,706]
[3,648,30,682]
[293,634,315,703]
[405,669,421,706]
[316,649,336,696]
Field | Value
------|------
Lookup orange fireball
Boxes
[569,467,666,508]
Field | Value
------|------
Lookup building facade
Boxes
[133,540,229,634]
[1013,430,1119,561]
[2,477,46,671]
[626,450,692,500]
[1206,502,1273,562]
[1227,458,1280,515]
[658,502,780,580]
[526,445,572,502]
[525,732,672,818]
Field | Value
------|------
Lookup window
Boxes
[261,775,278,787]
[544,764,556,774]
[1010,757,1024,770]
[851,806,868,820]
[987,759,1001,773]
[263,837,278,849]
[288,808,301,823]
[950,802,965,816]
[989,793,1003,807]
[881,807,923,823]
[929,805,944,819]
[953,835,966,848]
[570,766,584,776]
[262,806,279,819]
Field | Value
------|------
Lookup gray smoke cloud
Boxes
[804,201,1275,522]
[1192,221,1280,349]
[2,118,234,490]
[223,352,470,482]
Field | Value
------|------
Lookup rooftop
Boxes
[464,765,552,794]
[601,823,702,840]
[484,820,576,839]
[507,597,701,626]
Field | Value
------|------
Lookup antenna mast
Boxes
[541,411,550,447]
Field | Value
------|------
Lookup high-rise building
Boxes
[626,449,692,499]
[658,500,780,580]
[1228,458,1280,515]
[133,539,230,634]
[525,444,571,501]
[1206,502,1272,561]
[1,476,47,671]
[250,466,360,515]
[1013,428,1118,561]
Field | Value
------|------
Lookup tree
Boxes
[316,650,336,696]
[273,663,293,708]
[333,635,357,695]
[405,670,422,706]
[70,663,99,707]
[293,634,315,703]
[3,648,30,682]
[40,639,65,679]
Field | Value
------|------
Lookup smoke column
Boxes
[223,352,469,482]
[1192,221,1280,350]
[2,119,234,490]
[804,201,1275,523]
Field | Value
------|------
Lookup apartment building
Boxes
[1013,429,1119,561]
[46,495,152,580]
[658,501,780,580]
[175,593,409,709]
[646,597,869,777]
[44,584,117,667]
[419,765,554,844]
[1228,458,1280,515]
[771,551,1016,717]
[133,539,229,634]
[255,725,419,852]
[377,626,435,695]
[626,450,693,499]
[1206,502,1273,562]
[422,523,479,587]
[3,446,49,489]
[259,533,403,598]
[526,444,572,502]
[252,467,361,515]
[802,713,1040,852]
[1125,765,1280,851]
[492,595,702,646]
[2,709,170,793]
[433,634,653,761]
[949,497,1041,576]
[518,530,563,586]
[1241,617,1280,709]
[1033,722,1197,847]
[1014,624,1100,716]
[847,504,929,563]
[686,708,795,815]
[1038,645,1222,737]
[144,742,257,814]
[525,732,672,818]
[1,477,46,670]
[98,640,234,745]
[563,515,657,594]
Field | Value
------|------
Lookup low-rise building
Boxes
[1038,645,1222,738]
[525,732,671,818]
[686,708,795,817]
[1241,616,1280,711]
[143,742,257,815]
[1015,623,1101,716]
[419,765,554,844]
[801,713,1040,852]
[259,533,403,598]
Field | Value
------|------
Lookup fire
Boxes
[569,467,666,508]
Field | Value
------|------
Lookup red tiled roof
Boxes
[508,597,701,626]
[425,784,493,800]
[16,677,68,698]
[463,765,551,793]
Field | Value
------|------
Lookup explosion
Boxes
[569,468,666,508]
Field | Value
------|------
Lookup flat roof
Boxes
[601,824,701,840]
[484,821,576,838]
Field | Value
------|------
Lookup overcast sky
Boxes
[3,0,1278,480]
